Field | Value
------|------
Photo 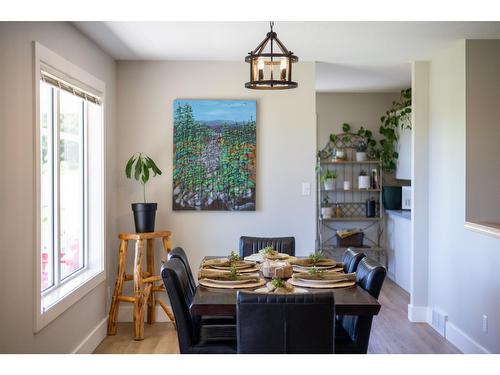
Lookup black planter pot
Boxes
[382,186,402,210]
[131,203,158,233]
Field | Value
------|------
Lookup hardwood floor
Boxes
[93,278,460,354]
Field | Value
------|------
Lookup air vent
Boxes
[431,308,448,337]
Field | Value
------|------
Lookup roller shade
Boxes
[41,70,102,105]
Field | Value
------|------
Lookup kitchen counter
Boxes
[385,209,411,220]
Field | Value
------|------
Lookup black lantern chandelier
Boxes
[245,22,298,90]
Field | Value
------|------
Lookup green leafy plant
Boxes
[125,153,162,203]
[377,88,412,171]
[260,246,276,255]
[320,169,337,183]
[271,277,286,288]
[308,266,322,275]
[228,250,240,263]
[228,265,239,281]
[309,251,323,265]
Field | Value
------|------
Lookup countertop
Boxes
[385,209,411,220]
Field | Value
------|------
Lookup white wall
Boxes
[316,92,400,151]
[115,61,317,285]
[0,22,116,353]
[427,40,500,353]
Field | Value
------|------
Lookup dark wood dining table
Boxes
[190,256,381,317]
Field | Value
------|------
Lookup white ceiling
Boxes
[74,21,500,92]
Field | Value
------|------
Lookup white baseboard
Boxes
[407,304,431,323]
[445,321,490,354]
[117,304,173,323]
[72,317,107,354]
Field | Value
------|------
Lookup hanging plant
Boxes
[377,88,412,172]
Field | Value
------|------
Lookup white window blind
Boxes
[40,69,102,105]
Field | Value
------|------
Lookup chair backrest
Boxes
[237,291,335,354]
[239,236,295,258]
[342,248,366,273]
[340,257,386,353]
[168,247,196,294]
[161,258,198,353]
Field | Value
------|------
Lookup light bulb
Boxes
[280,58,287,80]
[257,57,264,80]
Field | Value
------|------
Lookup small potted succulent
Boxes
[358,169,370,190]
[321,196,334,219]
[320,169,337,190]
[356,140,368,161]
[125,152,162,233]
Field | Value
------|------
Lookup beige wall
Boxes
[0,22,116,353]
[465,40,500,225]
[316,92,400,151]
[115,61,317,286]
[427,40,500,353]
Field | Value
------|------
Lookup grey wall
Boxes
[115,61,317,291]
[465,40,500,225]
[0,22,116,353]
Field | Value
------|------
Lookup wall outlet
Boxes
[431,308,448,337]
[482,315,488,333]
[301,182,311,196]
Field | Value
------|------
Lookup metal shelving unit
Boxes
[316,133,385,264]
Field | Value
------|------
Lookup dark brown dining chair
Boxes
[236,291,335,354]
[342,248,366,273]
[335,257,386,354]
[239,236,295,257]
[161,258,236,354]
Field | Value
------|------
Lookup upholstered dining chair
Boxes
[168,247,236,326]
[236,291,335,354]
[239,236,295,258]
[161,258,236,354]
[335,257,386,354]
[342,248,366,273]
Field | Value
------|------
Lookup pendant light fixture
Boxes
[245,22,298,90]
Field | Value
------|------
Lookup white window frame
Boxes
[34,42,106,332]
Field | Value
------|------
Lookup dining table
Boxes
[189,256,381,317]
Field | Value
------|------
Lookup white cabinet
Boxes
[396,115,412,180]
[385,211,411,293]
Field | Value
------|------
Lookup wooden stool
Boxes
[107,231,175,340]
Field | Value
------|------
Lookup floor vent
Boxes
[431,308,448,337]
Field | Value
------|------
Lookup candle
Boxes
[257,57,264,80]
[280,58,287,80]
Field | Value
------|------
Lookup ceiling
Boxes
[74,21,500,92]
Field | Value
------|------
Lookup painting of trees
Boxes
[173,100,256,211]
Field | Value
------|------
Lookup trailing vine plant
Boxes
[377,88,412,172]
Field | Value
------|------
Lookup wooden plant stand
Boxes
[107,231,175,340]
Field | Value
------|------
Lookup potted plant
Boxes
[356,140,368,161]
[320,169,337,190]
[125,152,162,233]
[321,196,334,219]
[358,170,370,190]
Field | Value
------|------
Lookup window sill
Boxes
[464,221,500,239]
[35,268,105,333]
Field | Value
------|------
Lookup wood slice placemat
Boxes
[288,279,356,289]
[199,278,266,289]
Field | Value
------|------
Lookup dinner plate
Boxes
[292,265,339,272]
[288,278,356,289]
[199,278,266,289]
[207,278,255,285]
[262,253,290,260]
[292,277,351,284]
[210,262,254,270]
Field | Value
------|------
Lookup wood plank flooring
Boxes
[93,278,460,354]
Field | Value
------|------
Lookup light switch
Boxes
[302,182,311,196]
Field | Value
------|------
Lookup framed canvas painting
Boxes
[173,99,257,211]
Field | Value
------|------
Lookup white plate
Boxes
[288,278,356,289]
[292,277,350,284]
[253,287,308,294]
[210,263,254,270]
[293,265,338,272]
[206,278,254,285]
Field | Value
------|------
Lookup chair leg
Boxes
[107,239,128,336]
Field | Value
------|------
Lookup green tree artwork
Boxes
[173,100,256,211]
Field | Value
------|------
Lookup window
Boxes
[35,43,105,331]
